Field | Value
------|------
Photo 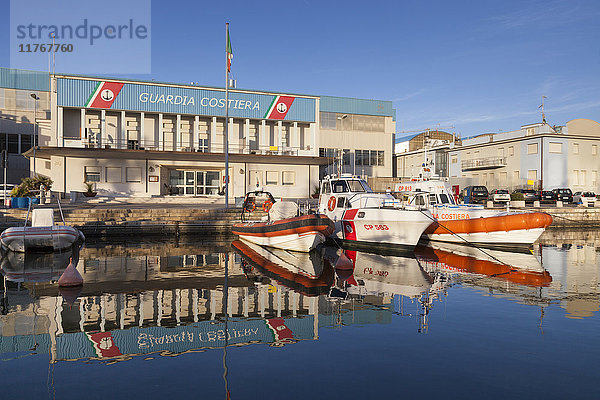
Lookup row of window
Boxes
[0,133,33,154]
[84,166,142,183]
[319,112,385,132]
[452,142,598,161]
[319,148,385,166]
[263,171,295,186]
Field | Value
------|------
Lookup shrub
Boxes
[9,175,53,197]
[511,191,524,201]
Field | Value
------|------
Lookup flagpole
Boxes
[224,22,230,208]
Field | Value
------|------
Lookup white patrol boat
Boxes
[317,174,433,251]
[395,173,552,249]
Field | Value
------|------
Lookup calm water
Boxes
[1,230,599,399]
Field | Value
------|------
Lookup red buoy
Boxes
[58,258,83,287]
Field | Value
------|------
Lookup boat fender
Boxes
[328,196,336,211]
[263,200,273,212]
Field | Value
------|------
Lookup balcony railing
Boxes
[461,156,506,171]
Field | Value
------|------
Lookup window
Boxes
[106,167,122,183]
[265,171,278,185]
[320,112,337,129]
[573,143,579,154]
[581,170,587,186]
[508,146,514,156]
[526,127,535,136]
[548,142,562,153]
[198,138,209,152]
[497,147,505,157]
[377,150,384,166]
[451,155,457,164]
[513,170,520,183]
[126,167,142,182]
[527,143,538,154]
[342,149,350,165]
[527,170,537,182]
[572,170,579,186]
[332,180,349,193]
[592,170,598,187]
[20,135,32,152]
[592,145,598,156]
[85,166,101,182]
[282,171,295,186]
[321,181,331,194]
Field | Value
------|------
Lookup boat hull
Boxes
[339,208,434,250]
[424,212,552,247]
[232,214,334,252]
[1,226,82,252]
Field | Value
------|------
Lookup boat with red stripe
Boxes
[232,214,334,252]
[318,174,434,251]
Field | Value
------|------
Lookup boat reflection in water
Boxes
[232,239,334,297]
[0,243,80,283]
[414,242,552,287]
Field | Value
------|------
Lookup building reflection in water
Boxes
[1,231,599,366]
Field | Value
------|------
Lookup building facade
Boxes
[1,68,396,199]
[394,120,600,193]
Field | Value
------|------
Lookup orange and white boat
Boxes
[395,176,552,248]
[232,213,334,252]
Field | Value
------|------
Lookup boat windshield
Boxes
[348,180,370,193]
[332,180,349,193]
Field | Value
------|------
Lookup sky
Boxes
[1,0,599,139]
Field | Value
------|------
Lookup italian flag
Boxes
[86,331,122,358]
[227,27,233,73]
[264,95,295,120]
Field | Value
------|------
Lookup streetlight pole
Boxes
[30,93,40,177]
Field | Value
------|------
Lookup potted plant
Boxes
[510,191,525,208]
[83,182,97,197]
[311,185,320,199]
[9,183,32,208]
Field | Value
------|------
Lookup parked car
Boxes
[552,188,573,203]
[513,188,539,203]
[462,185,489,204]
[573,192,596,207]
[539,190,556,204]
[490,189,510,204]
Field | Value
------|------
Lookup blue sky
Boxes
[1,0,599,138]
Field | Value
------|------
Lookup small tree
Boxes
[9,176,52,197]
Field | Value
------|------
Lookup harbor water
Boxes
[1,229,599,399]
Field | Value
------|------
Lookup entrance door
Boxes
[169,170,221,195]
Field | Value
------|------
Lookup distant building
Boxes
[394,120,600,193]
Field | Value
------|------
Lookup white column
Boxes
[100,109,106,148]
[158,113,164,151]
[80,109,86,145]
[193,289,199,322]
[79,297,85,331]
[57,107,64,147]
[277,121,283,152]
[100,294,106,332]
[277,287,282,317]
[175,289,181,324]
[193,115,199,151]
[243,287,249,317]
[119,293,125,330]
[120,111,126,149]
[157,290,163,327]
[309,122,317,155]
[229,117,237,154]
[260,120,267,153]
[244,119,250,153]
[211,116,218,152]
[139,112,145,149]
[176,114,181,151]
[292,122,299,152]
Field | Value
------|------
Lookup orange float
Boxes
[424,212,553,235]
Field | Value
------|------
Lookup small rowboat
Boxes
[231,214,334,252]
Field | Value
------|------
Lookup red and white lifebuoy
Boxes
[327,196,336,211]
[263,200,273,212]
